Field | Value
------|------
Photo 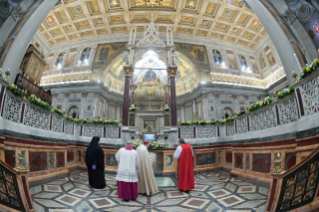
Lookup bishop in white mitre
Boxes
[136,140,159,195]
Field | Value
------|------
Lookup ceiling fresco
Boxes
[38,0,267,50]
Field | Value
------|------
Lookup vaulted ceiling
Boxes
[38,0,268,50]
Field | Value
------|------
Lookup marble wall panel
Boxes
[106,154,116,166]
[50,152,54,169]
[29,152,47,172]
[225,151,232,164]
[246,153,250,170]
[67,150,74,163]
[234,153,243,169]
[285,152,296,170]
[197,153,215,165]
[252,153,271,173]
[56,152,65,167]
[78,151,81,162]
[5,150,15,168]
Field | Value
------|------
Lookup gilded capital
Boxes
[165,85,170,92]
[130,84,137,91]
[167,66,177,77]
[124,66,133,77]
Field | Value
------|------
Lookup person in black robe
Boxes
[85,136,106,189]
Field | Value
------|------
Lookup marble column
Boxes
[168,66,177,126]
[81,93,88,119]
[244,0,301,85]
[202,93,209,120]
[181,104,185,122]
[63,93,70,114]
[116,103,121,121]
[164,85,170,106]
[130,84,137,104]
[122,66,133,126]
[192,100,196,120]
[1,0,59,83]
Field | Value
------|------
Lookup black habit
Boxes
[85,136,106,189]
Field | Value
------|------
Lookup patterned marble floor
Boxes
[30,170,269,212]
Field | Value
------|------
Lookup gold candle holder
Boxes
[4,68,10,82]
[16,152,26,170]
[272,153,284,173]
[292,71,298,82]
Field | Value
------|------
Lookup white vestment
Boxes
[115,147,140,182]
[136,144,158,195]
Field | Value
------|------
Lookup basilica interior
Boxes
[1,0,319,211]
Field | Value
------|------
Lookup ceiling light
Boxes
[58,64,61,69]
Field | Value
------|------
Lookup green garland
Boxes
[53,108,64,116]
[277,86,294,100]
[248,97,273,112]
[27,94,51,111]
[82,119,119,126]
[236,111,246,117]
[299,59,319,80]
[7,84,23,97]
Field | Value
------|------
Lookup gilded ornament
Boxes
[4,68,10,82]
[292,71,298,82]
[272,153,284,173]
[16,152,26,170]
[124,66,133,76]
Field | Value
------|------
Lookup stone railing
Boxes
[0,85,120,139]
[178,71,319,140]
[0,159,35,212]
[265,145,319,212]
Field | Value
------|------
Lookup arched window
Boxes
[212,50,222,64]
[80,47,91,62]
[55,53,65,66]
[238,55,247,68]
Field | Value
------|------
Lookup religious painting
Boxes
[227,55,238,70]
[259,54,267,69]
[176,43,209,69]
[44,58,53,71]
[93,42,126,67]
[267,52,276,67]
[144,120,155,129]
[251,61,259,74]
[65,54,76,67]
[183,0,200,11]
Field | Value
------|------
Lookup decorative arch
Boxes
[222,107,233,119]
[68,106,80,119]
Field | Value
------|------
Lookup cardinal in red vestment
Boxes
[173,138,194,192]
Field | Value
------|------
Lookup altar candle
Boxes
[277,153,280,157]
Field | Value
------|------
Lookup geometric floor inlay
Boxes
[31,169,269,211]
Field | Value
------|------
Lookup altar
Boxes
[120,22,179,146]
